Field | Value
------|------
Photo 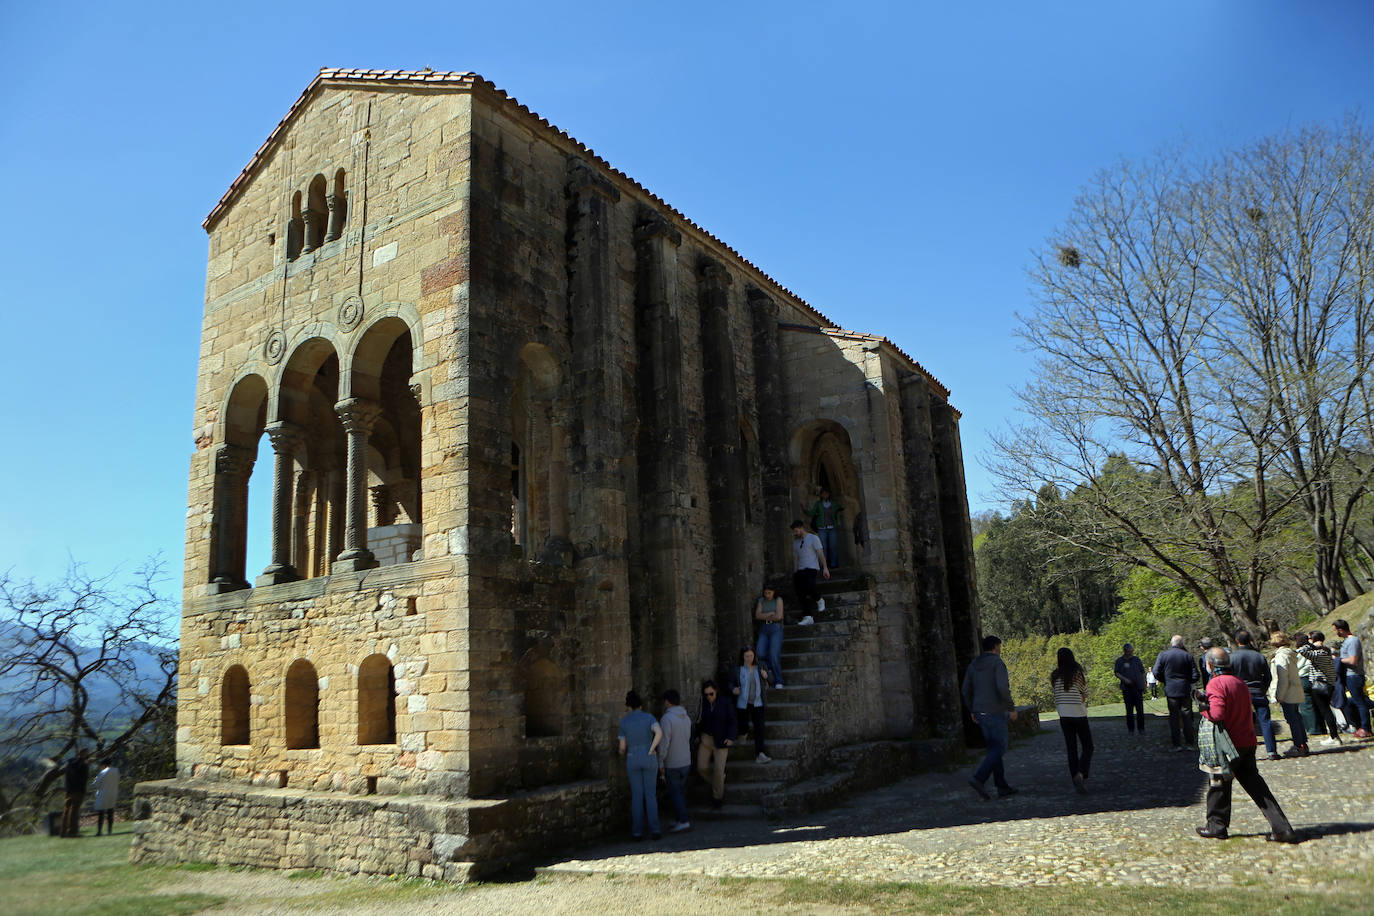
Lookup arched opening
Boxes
[351,318,422,566]
[284,659,320,749]
[791,420,864,571]
[273,339,346,580]
[357,654,396,745]
[211,375,268,590]
[519,651,566,738]
[510,343,565,558]
[221,664,251,746]
[326,169,348,242]
[286,191,304,261]
[304,174,328,252]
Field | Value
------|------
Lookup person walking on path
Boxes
[1267,632,1309,757]
[1152,635,1199,751]
[60,748,90,838]
[92,758,120,837]
[1050,647,1093,794]
[1333,619,1372,738]
[1114,644,1147,733]
[1194,647,1297,843]
[696,681,737,809]
[1301,630,1343,745]
[790,520,830,618]
[1230,630,1279,760]
[618,691,663,841]
[754,584,786,688]
[732,647,772,764]
[962,634,1019,800]
[806,488,844,569]
[657,689,693,833]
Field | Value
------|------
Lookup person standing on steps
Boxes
[1152,635,1198,751]
[806,487,844,570]
[791,519,830,619]
[962,634,1019,800]
[657,689,693,833]
[1230,630,1278,760]
[617,691,662,841]
[755,584,786,688]
[1051,647,1093,794]
[732,646,772,764]
[1114,644,1147,734]
[697,681,737,809]
[1194,647,1296,843]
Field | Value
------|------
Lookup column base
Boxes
[206,578,250,595]
[256,566,302,587]
[332,551,379,573]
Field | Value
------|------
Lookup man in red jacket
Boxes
[1194,647,1297,842]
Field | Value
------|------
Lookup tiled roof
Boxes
[205,68,951,402]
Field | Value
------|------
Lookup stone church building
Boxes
[131,69,981,879]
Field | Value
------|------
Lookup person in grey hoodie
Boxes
[657,689,693,832]
[962,635,1019,800]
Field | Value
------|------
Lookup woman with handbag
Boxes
[1302,631,1343,745]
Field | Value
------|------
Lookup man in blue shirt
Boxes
[1114,644,1147,733]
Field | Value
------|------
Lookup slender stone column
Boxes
[325,193,346,242]
[209,444,254,592]
[301,209,323,253]
[334,398,382,572]
[292,469,316,577]
[257,422,304,586]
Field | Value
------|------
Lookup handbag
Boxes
[1196,718,1240,777]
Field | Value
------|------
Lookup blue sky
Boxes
[1,1,1371,587]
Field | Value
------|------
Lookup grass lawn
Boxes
[1040,696,1173,722]
[0,823,224,916]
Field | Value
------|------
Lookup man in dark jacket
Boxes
[61,748,90,838]
[961,635,1019,800]
[1114,644,1147,733]
[1230,630,1278,759]
[1153,635,1199,750]
[696,681,736,809]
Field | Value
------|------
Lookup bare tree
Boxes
[993,120,1374,636]
[0,559,176,833]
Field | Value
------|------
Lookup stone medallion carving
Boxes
[338,295,364,332]
[265,330,286,365]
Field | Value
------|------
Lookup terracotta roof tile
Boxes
[204,68,951,404]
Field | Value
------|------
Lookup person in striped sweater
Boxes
[1051,647,1093,794]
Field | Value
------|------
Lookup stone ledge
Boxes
[762,737,960,819]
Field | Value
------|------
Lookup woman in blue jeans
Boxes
[755,584,785,688]
[617,690,662,840]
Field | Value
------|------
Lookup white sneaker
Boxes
[798,615,815,626]
[756,753,771,764]
[816,598,826,613]
[1318,737,1341,747]
[669,821,692,833]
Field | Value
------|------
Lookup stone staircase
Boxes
[697,575,869,818]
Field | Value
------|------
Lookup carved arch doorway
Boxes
[790,420,864,572]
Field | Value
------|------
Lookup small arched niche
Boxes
[284,659,320,749]
[221,664,251,746]
[519,651,566,738]
[357,654,397,745]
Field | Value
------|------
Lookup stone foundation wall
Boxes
[132,776,617,880]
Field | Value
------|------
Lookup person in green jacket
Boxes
[807,488,843,569]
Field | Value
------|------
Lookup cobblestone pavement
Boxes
[541,714,1374,890]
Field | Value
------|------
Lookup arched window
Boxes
[357,654,396,745]
[304,174,328,252]
[210,375,267,591]
[221,665,251,745]
[286,191,304,261]
[284,659,320,749]
[326,169,348,242]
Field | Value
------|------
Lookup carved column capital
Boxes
[334,398,383,436]
[698,257,732,291]
[215,444,256,479]
[264,421,305,456]
[746,285,779,318]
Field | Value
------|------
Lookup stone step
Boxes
[727,736,801,761]
[759,683,823,703]
[782,620,851,639]
[777,666,834,687]
[715,780,784,805]
[758,718,806,739]
[784,650,844,669]
[688,801,764,821]
[726,758,794,782]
